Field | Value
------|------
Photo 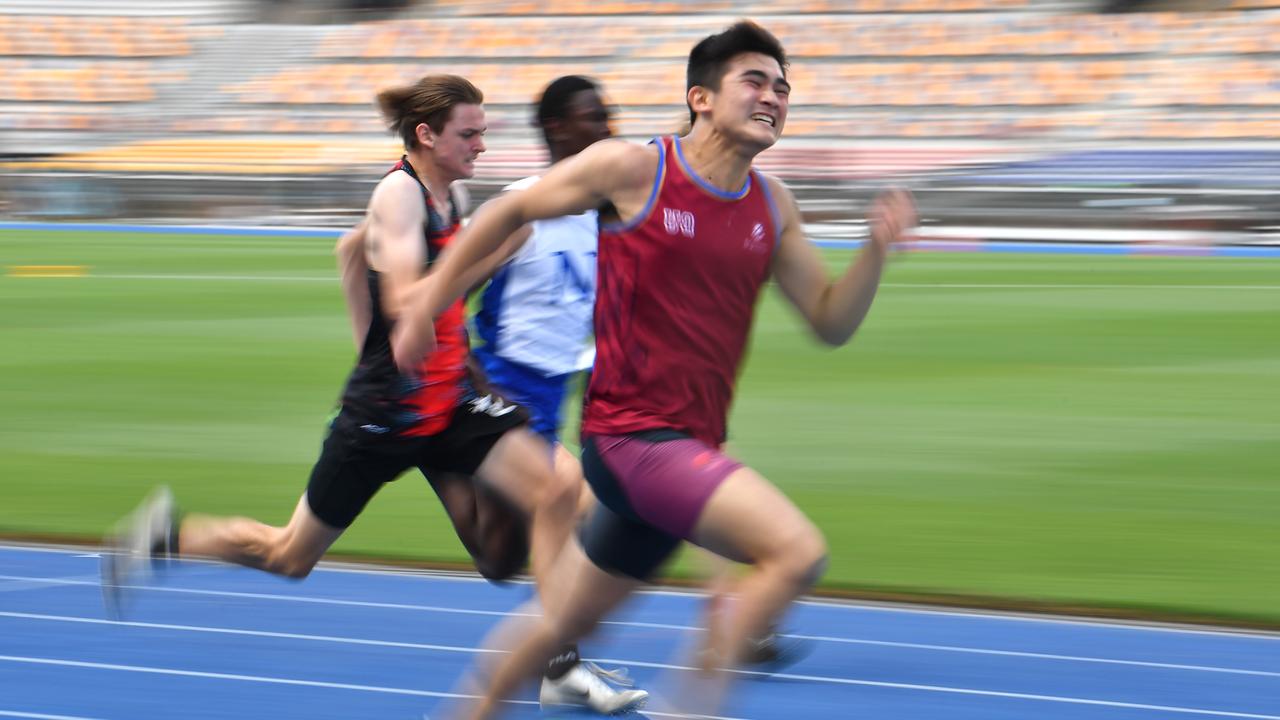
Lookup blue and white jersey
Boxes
[473,175,598,378]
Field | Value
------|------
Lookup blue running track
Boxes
[0,545,1276,720]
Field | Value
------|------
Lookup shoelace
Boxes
[581,661,636,688]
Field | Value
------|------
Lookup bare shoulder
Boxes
[584,137,658,164]
[758,171,801,227]
[369,170,425,221]
[612,139,662,185]
[371,169,419,202]
[570,138,661,190]
[583,140,663,219]
[758,171,797,205]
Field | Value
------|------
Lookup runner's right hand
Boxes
[392,309,436,375]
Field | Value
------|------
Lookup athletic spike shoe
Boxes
[539,661,649,715]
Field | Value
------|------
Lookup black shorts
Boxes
[305,394,529,529]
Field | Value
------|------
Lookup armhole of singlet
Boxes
[448,183,464,226]
[756,170,784,253]
[600,136,666,234]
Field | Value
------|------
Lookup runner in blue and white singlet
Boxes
[473,174,598,444]
[472,76,648,716]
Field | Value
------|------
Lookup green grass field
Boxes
[2,229,1278,625]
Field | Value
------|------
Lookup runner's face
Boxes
[709,53,789,151]
[432,103,487,181]
[556,89,613,157]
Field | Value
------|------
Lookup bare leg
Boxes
[677,466,828,713]
[453,538,640,720]
[695,549,737,671]
[473,429,581,613]
[425,471,529,582]
[179,494,343,579]
[553,443,596,520]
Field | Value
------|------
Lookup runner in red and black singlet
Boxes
[337,156,470,438]
[103,78,581,654]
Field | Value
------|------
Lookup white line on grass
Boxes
[0,654,1273,720]
[882,283,1280,291]
[34,274,1280,290]
[91,273,335,282]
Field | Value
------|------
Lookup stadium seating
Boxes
[1,0,1279,175]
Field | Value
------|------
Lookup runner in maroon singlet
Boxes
[397,24,917,720]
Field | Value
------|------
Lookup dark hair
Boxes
[376,74,483,149]
[533,75,599,147]
[535,75,599,126]
[685,20,788,126]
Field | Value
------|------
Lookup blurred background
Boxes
[2,0,1279,240]
[1,0,1277,628]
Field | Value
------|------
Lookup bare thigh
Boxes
[472,428,559,514]
[691,466,823,566]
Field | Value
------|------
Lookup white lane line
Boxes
[6,543,1280,640]
[0,654,481,702]
[0,575,102,594]
[783,632,1280,678]
[0,611,502,656]
[0,713,108,720]
[9,573,1280,662]
[3,609,1276,680]
[0,573,532,618]
[2,556,1277,642]
[812,601,1280,641]
[730,667,1280,720]
[0,656,746,720]
[0,654,1274,720]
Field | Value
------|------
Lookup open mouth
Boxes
[751,113,776,128]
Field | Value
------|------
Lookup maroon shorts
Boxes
[579,429,742,580]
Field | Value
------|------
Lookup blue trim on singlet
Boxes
[755,170,784,253]
[673,135,751,200]
[473,261,511,354]
[600,137,666,234]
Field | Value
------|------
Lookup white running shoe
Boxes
[100,486,176,620]
[539,661,649,715]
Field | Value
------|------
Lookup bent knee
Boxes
[270,559,315,579]
[536,466,581,518]
[770,526,828,589]
[264,547,319,579]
